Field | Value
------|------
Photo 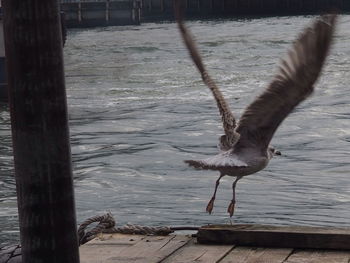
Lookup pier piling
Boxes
[2,0,80,262]
[0,17,6,102]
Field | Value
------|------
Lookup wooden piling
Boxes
[0,17,7,102]
[78,1,82,23]
[106,0,110,22]
[2,0,80,262]
[132,0,142,24]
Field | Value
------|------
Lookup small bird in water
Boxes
[175,1,337,217]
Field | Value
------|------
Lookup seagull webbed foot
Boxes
[227,176,243,217]
[206,197,215,214]
[206,174,224,215]
[227,200,235,217]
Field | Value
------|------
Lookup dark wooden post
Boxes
[106,0,110,23]
[78,1,82,23]
[0,16,7,102]
[2,0,80,262]
[160,0,164,12]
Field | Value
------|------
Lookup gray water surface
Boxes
[1,15,350,245]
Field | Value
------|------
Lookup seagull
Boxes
[175,1,337,217]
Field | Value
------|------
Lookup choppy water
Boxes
[1,15,350,246]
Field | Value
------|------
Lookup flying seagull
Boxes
[175,2,337,217]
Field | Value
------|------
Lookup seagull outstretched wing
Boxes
[174,0,240,150]
[235,14,337,153]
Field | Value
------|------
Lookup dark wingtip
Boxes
[320,12,337,27]
[184,160,203,169]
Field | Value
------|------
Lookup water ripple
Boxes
[1,15,350,245]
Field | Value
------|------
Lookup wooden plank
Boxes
[197,224,350,249]
[79,234,350,263]
[285,249,350,263]
[80,234,145,263]
[220,246,293,263]
[104,235,191,263]
[80,244,131,263]
[161,239,234,263]
[84,233,145,246]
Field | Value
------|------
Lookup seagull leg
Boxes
[206,174,224,214]
[227,176,243,217]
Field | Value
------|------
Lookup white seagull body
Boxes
[175,1,337,217]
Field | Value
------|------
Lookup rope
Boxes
[78,213,199,245]
[78,213,116,245]
[103,224,173,236]
[1,213,199,261]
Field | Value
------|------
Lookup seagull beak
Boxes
[275,150,282,156]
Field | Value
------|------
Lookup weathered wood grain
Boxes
[3,0,79,261]
[161,239,234,263]
[285,249,350,263]
[104,235,191,263]
[84,233,144,246]
[79,233,350,263]
[197,224,350,249]
[220,246,293,263]
[80,234,145,263]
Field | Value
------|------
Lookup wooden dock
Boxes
[80,225,350,263]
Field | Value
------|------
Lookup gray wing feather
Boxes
[235,14,337,152]
[174,0,239,150]
[185,151,248,171]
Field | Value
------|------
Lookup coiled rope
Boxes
[78,213,199,245]
[78,213,116,245]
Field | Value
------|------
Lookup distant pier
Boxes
[61,0,141,28]
[60,0,349,28]
[141,0,349,21]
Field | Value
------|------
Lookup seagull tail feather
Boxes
[184,160,204,169]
